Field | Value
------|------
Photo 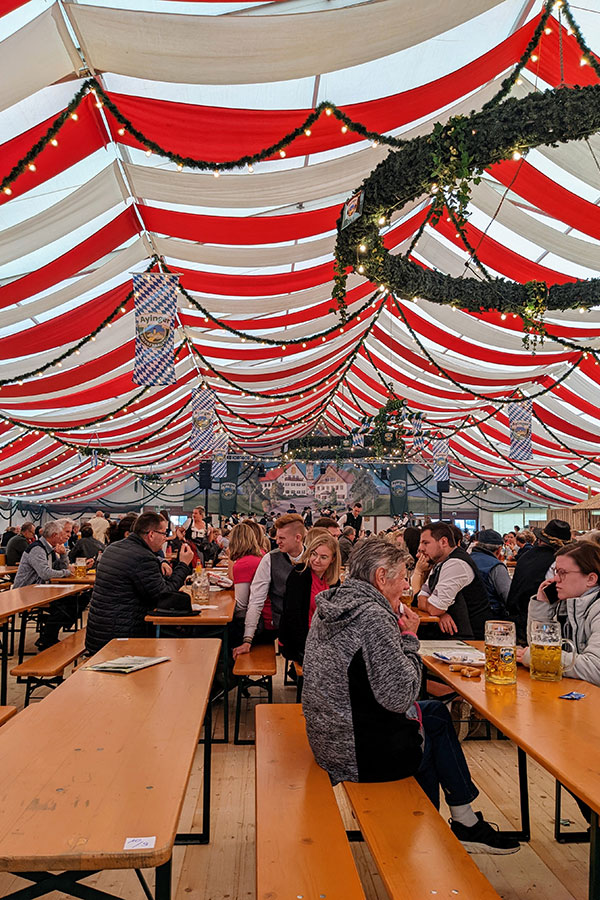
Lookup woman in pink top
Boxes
[229,523,263,612]
[279,531,341,665]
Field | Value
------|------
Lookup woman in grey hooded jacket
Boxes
[302,537,519,855]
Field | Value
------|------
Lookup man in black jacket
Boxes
[506,518,571,643]
[6,521,35,566]
[85,512,194,656]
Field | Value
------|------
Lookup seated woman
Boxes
[228,522,265,646]
[517,541,600,686]
[279,531,340,666]
[302,536,519,855]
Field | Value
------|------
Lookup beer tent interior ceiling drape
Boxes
[1,0,600,505]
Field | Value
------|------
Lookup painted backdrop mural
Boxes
[237,461,391,516]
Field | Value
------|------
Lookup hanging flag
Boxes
[431,439,449,482]
[413,417,425,451]
[190,387,216,451]
[212,431,229,480]
[389,464,408,516]
[508,400,533,460]
[132,272,178,386]
[352,433,365,447]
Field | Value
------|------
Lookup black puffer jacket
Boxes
[85,533,192,656]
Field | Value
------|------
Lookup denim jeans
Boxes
[415,699,479,810]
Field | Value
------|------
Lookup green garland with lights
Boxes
[333,82,600,320]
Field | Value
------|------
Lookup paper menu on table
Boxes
[417,640,473,657]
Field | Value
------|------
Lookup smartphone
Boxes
[541,581,559,603]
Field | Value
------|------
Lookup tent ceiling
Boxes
[0,0,600,504]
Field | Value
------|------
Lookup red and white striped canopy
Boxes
[1,0,599,505]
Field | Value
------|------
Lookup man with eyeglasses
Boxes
[86,511,194,656]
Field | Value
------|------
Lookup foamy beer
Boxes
[529,620,575,682]
[75,558,87,579]
[485,620,517,685]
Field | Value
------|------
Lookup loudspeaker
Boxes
[198,461,212,489]
[437,480,450,493]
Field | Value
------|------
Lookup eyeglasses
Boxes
[143,529,168,537]
[554,567,581,579]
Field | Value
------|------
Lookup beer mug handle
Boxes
[561,638,576,671]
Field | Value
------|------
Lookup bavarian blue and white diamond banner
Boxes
[413,416,424,451]
[132,273,178,386]
[211,431,229,480]
[432,438,449,482]
[352,433,365,447]
[190,387,216,451]
[508,400,533,460]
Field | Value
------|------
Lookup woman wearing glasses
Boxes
[517,542,600,686]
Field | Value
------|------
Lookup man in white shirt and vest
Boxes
[232,513,306,658]
[415,522,491,639]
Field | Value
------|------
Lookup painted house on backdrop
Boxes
[260,462,315,497]
[313,465,354,504]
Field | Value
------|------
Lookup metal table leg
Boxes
[175,699,212,845]
[1,619,8,706]
[590,812,599,900]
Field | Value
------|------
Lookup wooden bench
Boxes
[10,628,86,706]
[232,642,277,744]
[343,778,502,899]
[255,703,366,900]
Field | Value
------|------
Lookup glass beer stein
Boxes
[529,620,575,682]
[485,620,517,685]
[75,557,87,578]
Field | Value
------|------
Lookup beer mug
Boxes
[529,620,575,682]
[75,557,87,579]
[485,620,517,685]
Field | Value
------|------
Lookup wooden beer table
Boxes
[0,565,18,576]
[51,574,96,585]
[146,589,235,743]
[0,584,90,705]
[423,643,600,899]
[0,637,220,900]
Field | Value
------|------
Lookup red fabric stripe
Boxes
[104,19,538,162]
[0,343,135,397]
[0,208,139,307]
[0,96,106,205]
[140,203,340,244]
[525,21,600,88]
[0,0,29,14]
[491,158,600,242]
[178,261,334,296]
[433,216,577,285]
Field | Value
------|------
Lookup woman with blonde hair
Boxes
[228,522,264,614]
[245,518,271,554]
[279,531,341,665]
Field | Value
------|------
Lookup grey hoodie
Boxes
[525,587,600,686]
[302,577,423,784]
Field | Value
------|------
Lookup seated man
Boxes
[85,512,193,656]
[69,524,105,563]
[469,529,511,617]
[338,526,356,565]
[232,513,306,658]
[302,537,519,854]
[313,516,341,538]
[6,521,35,566]
[14,520,76,649]
[415,522,491,638]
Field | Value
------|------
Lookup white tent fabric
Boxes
[64,0,504,84]
[0,7,79,113]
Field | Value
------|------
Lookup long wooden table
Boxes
[51,574,96,585]
[0,565,18,576]
[423,645,600,899]
[0,584,90,705]
[0,637,220,900]
[146,589,235,743]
